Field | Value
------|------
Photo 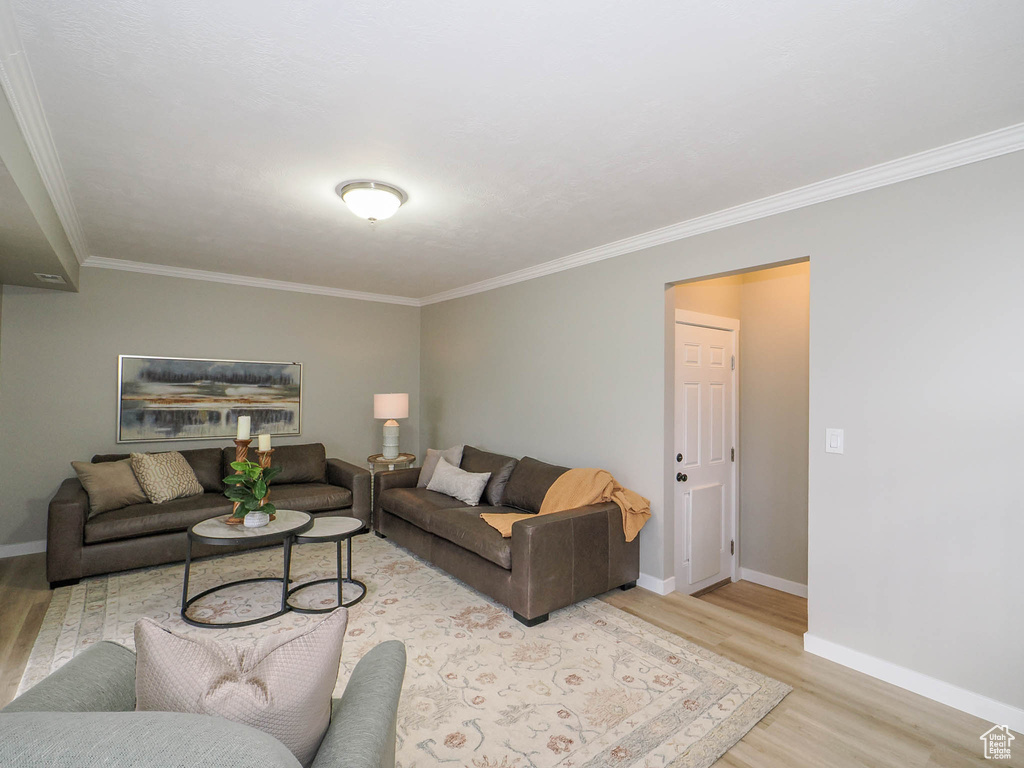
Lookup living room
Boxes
[1,2,1022,766]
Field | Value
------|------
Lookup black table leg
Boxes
[336,540,343,606]
[281,535,293,612]
[180,540,193,619]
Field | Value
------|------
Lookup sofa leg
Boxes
[619,581,637,591]
[513,612,548,627]
[50,578,80,590]
[374,531,387,539]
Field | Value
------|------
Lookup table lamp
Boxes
[374,393,409,460]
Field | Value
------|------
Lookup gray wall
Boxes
[675,263,810,587]
[0,267,420,548]
[421,151,1024,709]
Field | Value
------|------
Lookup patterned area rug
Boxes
[22,534,790,768]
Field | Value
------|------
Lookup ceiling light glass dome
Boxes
[336,181,408,222]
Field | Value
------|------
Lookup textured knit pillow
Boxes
[134,609,348,767]
[129,452,204,504]
[426,457,491,506]
[70,458,149,518]
[417,445,464,487]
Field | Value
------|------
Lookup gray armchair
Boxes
[0,639,406,768]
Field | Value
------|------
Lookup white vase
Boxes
[244,510,270,528]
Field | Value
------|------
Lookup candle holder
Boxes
[257,448,276,521]
[225,438,252,524]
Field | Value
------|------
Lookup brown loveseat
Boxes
[47,443,370,588]
[374,446,639,626]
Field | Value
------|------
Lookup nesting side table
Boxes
[285,516,367,613]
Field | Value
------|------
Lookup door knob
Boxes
[676,453,683,462]
[676,472,687,482]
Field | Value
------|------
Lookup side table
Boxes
[285,516,367,613]
[366,453,416,472]
[367,454,416,521]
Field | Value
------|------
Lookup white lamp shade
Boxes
[374,393,409,420]
[342,186,403,221]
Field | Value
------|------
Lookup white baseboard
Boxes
[804,633,1024,733]
[0,539,46,559]
[738,567,808,598]
[637,573,676,595]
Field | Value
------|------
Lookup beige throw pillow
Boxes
[417,445,464,487]
[130,451,204,504]
[426,457,491,506]
[70,458,148,518]
[134,609,348,767]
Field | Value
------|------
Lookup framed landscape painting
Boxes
[117,356,302,443]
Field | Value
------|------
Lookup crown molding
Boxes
[81,256,421,306]
[0,1,90,264]
[419,122,1024,305]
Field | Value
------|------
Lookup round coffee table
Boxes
[181,509,313,628]
[285,516,367,614]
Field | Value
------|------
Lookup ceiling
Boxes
[5,0,1024,299]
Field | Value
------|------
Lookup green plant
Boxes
[223,460,283,519]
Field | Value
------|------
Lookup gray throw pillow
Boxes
[134,609,347,767]
[71,459,148,518]
[426,457,490,506]
[417,445,464,488]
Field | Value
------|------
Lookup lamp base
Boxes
[382,419,400,460]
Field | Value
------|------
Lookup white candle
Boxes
[258,433,271,452]
[236,415,251,440]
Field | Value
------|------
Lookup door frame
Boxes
[674,309,740,588]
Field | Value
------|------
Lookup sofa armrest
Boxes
[327,459,372,529]
[372,468,420,530]
[2,641,137,713]
[47,477,89,584]
[311,640,406,768]
[510,502,640,620]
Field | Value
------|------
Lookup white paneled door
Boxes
[674,313,737,595]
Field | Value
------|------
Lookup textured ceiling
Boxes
[9,0,1024,298]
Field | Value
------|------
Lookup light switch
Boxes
[825,428,844,454]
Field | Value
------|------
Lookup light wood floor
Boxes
[0,556,1016,766]
[696,579,808,636]
[0,553,50,708]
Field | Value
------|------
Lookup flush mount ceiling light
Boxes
[336,180,408,222]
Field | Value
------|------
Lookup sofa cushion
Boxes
[380,486,468,531]
[84,493,233,543]
[460,446,518,507]
[222,443,327,485]
[429,508,514,570]
[501,456,570,513]
[94,448,224,494]
[426,458,490,506]
[417,445,464,488]
[131,452,205,504]
[71,459,148,519]
[269,483,352,513]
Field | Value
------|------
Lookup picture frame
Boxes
[117,355,302,443]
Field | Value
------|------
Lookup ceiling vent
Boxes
[34,272,66,284]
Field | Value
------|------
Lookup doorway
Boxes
[669,261,810,610]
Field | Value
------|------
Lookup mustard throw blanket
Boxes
[480,468,650,542]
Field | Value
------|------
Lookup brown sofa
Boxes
[373,446,639,626]
[47,443,370,588]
